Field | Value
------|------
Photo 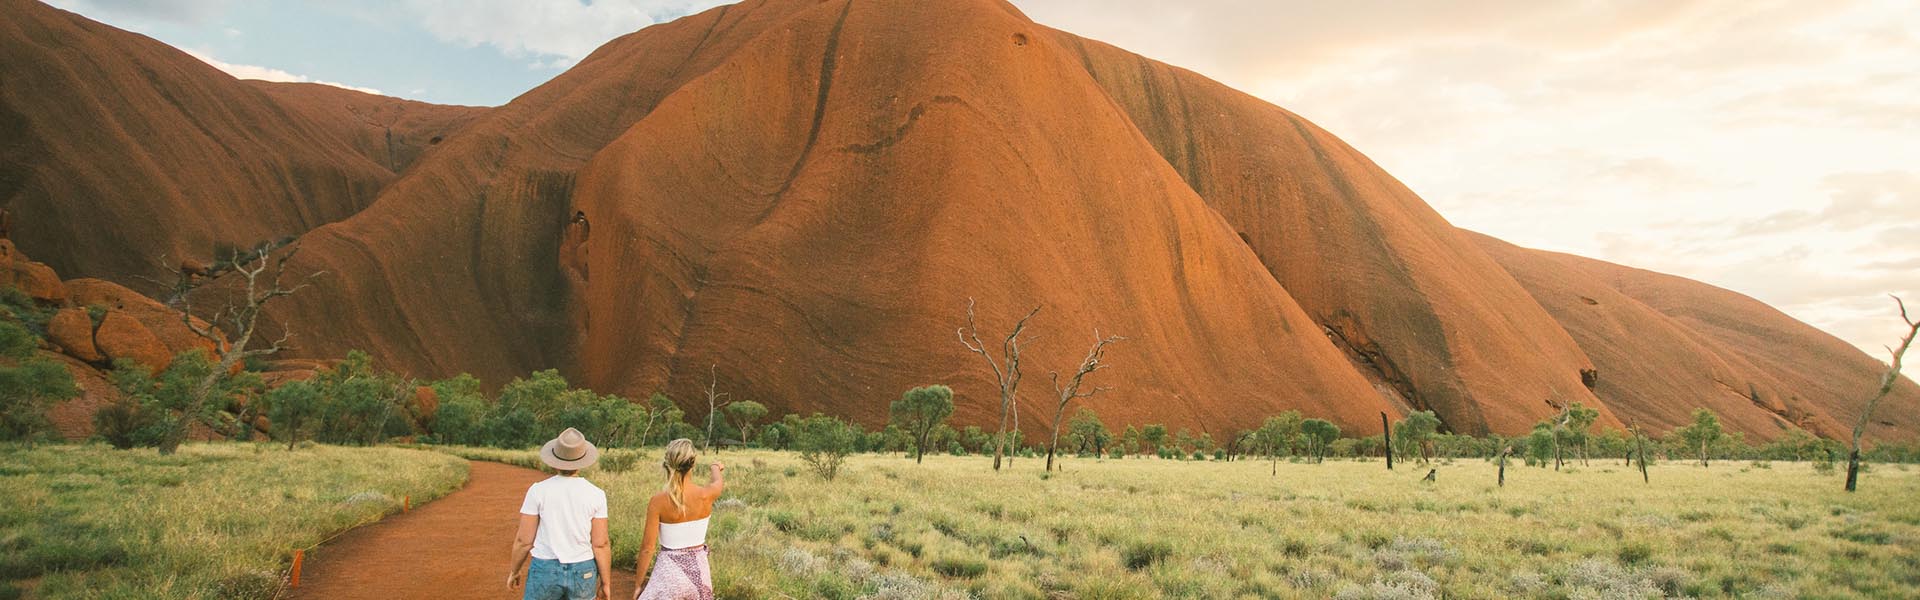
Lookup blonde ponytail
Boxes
[661,438,697,511]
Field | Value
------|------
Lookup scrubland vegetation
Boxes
[447,448,1920,599]
[0,444,464,600]
[9,283,1920,599]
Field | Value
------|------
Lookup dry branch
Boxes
[1044,330,1124,471]
[959,298,1040,471]
[1846,294,1919,492]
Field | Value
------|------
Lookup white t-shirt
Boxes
[518,476,609,563]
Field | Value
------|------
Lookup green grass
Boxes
[450,449,1920,599]
[0,443,467,599]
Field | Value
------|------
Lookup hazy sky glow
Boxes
[47,0,1919,359]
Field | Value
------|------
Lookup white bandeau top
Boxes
[658,517,709,549]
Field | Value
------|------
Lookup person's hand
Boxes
[507,569,523,589]
[710,462,725,475]
[598,580,612,599]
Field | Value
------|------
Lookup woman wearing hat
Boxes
[507,428,612,600]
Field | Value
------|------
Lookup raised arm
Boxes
[590,517,611,600]
[506,513,538,590]
[634,498,662,589]
[706,461,726,494]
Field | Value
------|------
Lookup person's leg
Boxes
[523,558,565,600]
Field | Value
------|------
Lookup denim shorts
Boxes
[524,557,599,600]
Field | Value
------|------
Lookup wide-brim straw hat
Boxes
[540,427,600,470]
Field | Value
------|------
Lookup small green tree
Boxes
[1301,419,1340,463]
[313,352,408,446]
[1119,425,1142,458]
[1673,408,1724,467]
[793,413,860,479]
[264,380,321,450]
[1525,423,1555,467]
[426,374,487,445]
[1141,424,1168,457]
[890,385,954,464]
[0,321,78,448]
[1394,411,1441,464]
[1064,409,1111,457]
[1259,411,1305,469]
[1564,402,1600,466]
[725,400,769,447]
[1172,428,1197,457]
[1256,412,1304,474]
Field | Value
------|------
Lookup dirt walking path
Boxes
[288,460,636,599]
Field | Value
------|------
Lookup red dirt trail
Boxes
[287,461,636,599]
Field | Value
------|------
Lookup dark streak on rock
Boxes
[838,96,965,155]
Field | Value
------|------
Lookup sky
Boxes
[45,0,1920,360]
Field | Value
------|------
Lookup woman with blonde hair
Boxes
[634,438,725,599]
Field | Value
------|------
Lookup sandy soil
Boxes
[287,460,636,599]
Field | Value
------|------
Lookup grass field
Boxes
[0,443,467,600]
[448,448,1920,599]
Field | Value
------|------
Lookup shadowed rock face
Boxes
[5,0,1912,441]
[0,0,479,286]
[1469,232,1920,442]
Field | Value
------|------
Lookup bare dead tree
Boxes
[703,365,732,453]
[125,241,320,452]
[1847,295,1918,492]
[1381,412,1393,470]
[165,242,321,405]
[1631,419,1650,484]
[1497,445,1511,487]
[1009,394,1022,469]
[959,299,1041,471]
[1550,402,1571,471]
[1044,331,1123,472]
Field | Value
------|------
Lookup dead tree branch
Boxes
[1847,294,1919,492]
[1045,330,1123,472]
[959,298,1040,471]
[703,365,732,453]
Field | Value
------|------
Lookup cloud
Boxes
[1864,256,1920,272]
[1737,171,1920,235]
[1013,0,1920,357]
[183,49,385,96]
[400,0,726,68]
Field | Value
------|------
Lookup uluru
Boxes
[3,0,1914,444]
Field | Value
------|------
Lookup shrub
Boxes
[597,450,640,473]
[1560,558,1661,599]
[1617,541,1654,565]
[91,399,154,450]
[930,556,988,579]
[107,352,229,453]
[1334,571,1439,600]
[0,321,79,448]
[1121,540,1173,571]
[426,374,487,445]
[264,380,321,450]
[793,414,860,479]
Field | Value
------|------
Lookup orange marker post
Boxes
[404,495,411,512]
[291,549,304,588]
